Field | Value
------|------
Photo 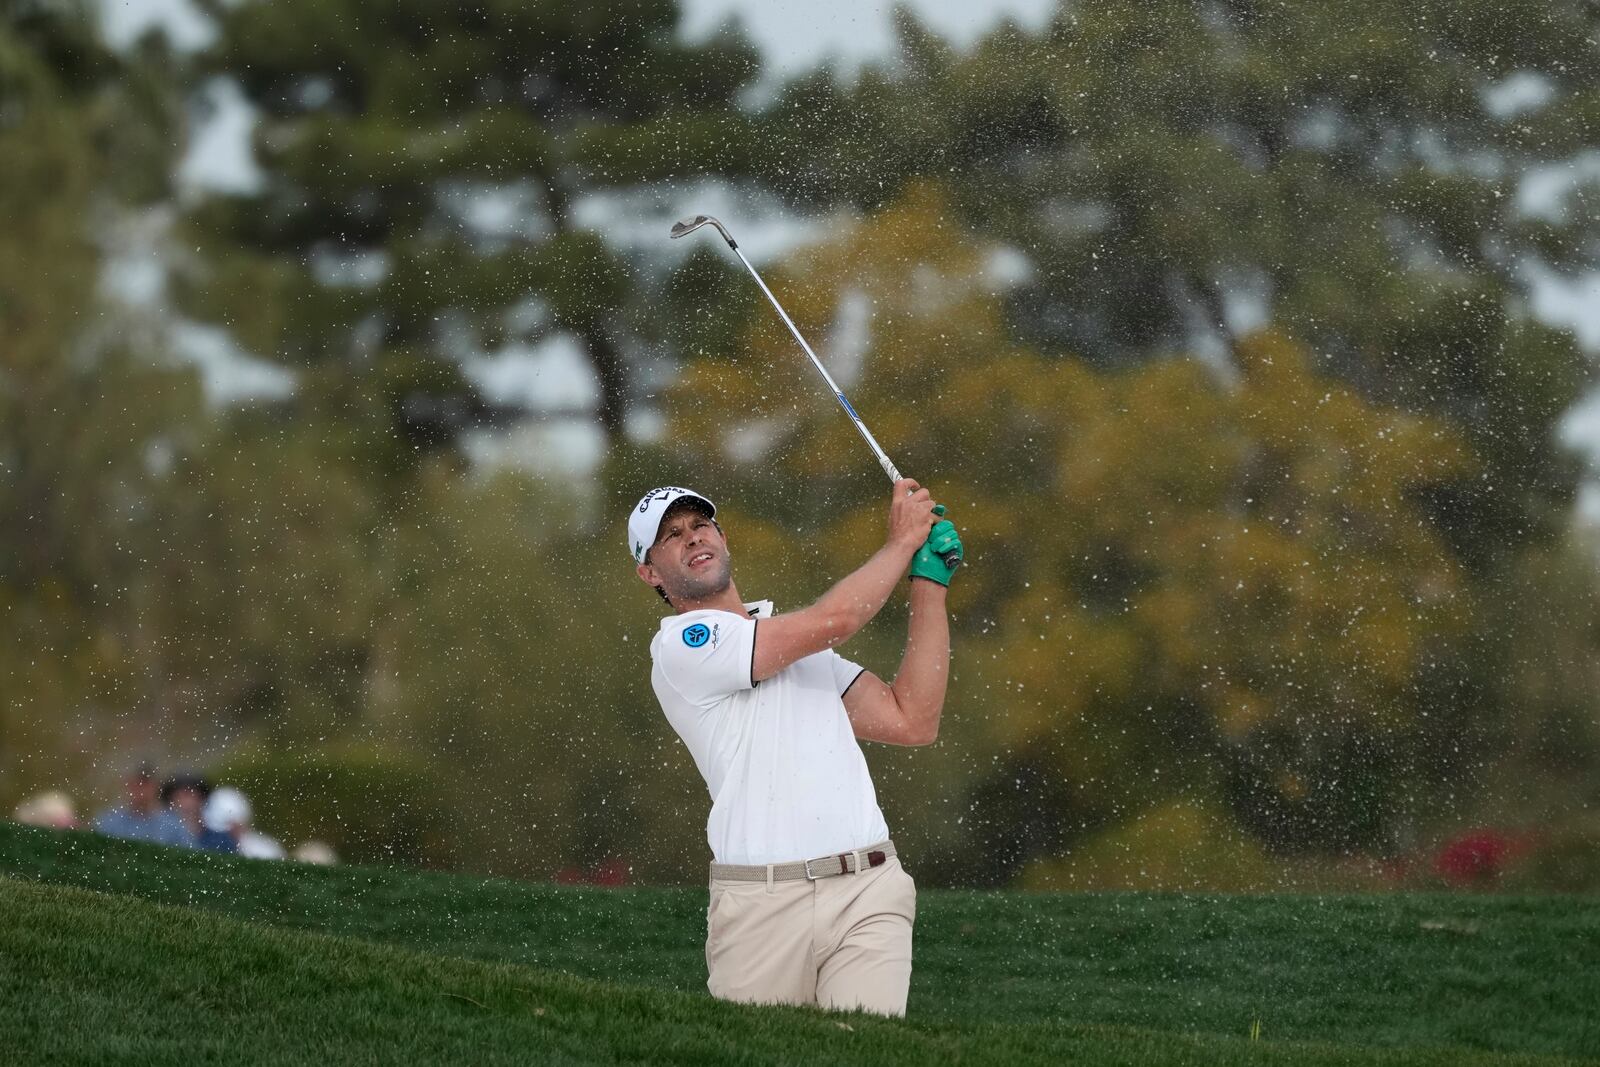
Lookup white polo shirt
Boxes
[649,599,892,866]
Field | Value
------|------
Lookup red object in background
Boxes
[553,858,630,887]
[589,858,630,886]
[1433,829,1520,885]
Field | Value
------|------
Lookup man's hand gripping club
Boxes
[910,505,963,586]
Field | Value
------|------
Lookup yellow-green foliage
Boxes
[212,745,453,867]
[666,184,1491,853]
[1021,800,1279,892]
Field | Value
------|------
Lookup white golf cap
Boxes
[629,486,717,563]
[203,786,251,833]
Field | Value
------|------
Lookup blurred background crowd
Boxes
[3,0,1598,892]
[11,763,336,863]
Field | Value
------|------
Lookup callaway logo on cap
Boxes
[628,487,717,564]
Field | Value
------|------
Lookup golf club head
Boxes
[669,214,736,248]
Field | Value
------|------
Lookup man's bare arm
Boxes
[752,480,936,682]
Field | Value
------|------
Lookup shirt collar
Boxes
[660,599,774,630]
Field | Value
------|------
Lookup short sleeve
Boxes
[656,613,759,706]
[830,651,867,697]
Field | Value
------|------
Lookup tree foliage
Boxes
[1,0,200,798]
[662,181,1596,869]
[4,2,1598,888]
[758,0,1599,564]
[178,0,762,454]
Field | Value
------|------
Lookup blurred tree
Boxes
[36,1,777,863]
[759,0,1597,569]
[0,1,200,805]
[120,418,389,745]
[120,427,734,880]
[213,744,456,867]
[1458,536,1600,826]
[663,184,1537,874]
[0,0,787,872]
[6,0,1596,889]
[177,0,762,465]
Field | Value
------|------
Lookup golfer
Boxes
[630,480,962,1016]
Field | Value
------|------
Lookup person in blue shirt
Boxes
[161,773,237,854]
[93,763,190,847]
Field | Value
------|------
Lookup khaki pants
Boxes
[705,853,917,1016]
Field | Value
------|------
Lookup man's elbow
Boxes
[904,712,941,747]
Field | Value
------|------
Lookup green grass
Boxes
[2,878,1586,1067]
[2,823,1597,1065]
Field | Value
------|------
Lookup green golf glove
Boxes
[910,504,963,586]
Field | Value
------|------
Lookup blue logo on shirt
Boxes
[683,623,711,648]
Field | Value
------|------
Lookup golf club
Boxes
[670,213,960,570]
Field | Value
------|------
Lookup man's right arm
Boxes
[752,479,936,682]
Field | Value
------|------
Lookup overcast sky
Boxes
[99,0,1056,64]
[679,0,1054,76]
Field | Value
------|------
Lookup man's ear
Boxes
[637,560,673,607]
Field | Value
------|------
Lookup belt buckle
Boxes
[803,853,851,880]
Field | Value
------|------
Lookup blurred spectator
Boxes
[203,787,285,860]
[94,763,189,847]
[292,840,338,865]
[13,791,78,829]
[161,772,236,854]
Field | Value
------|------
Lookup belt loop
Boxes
[853,848,864,874]
[765,863,775,893]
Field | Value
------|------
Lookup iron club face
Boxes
[669,214,737,248]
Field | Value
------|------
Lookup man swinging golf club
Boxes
[630,481,962,1016]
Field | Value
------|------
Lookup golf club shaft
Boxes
[683,216,958,570]
[725,244,902,486]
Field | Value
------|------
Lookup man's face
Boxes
[636,504,732,604]
[169,786,204,821]
[126,775,157,812]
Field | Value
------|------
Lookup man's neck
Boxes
[671,582,749,618]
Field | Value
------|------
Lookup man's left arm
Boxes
[843,580,950,746]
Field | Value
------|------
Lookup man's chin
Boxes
[673,566,733,602]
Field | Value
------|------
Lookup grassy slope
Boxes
[1,878,1585,1067]
[3,824,1598,1062]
